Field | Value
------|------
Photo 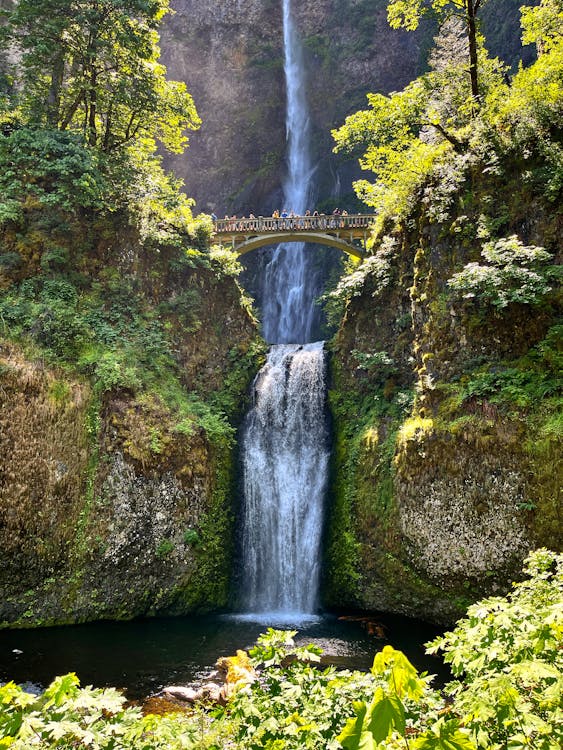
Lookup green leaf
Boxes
[414,718,477,750]
[42,673,80,707]
[337,702,378,750]
[366,687,406,743]
[371,645,425,700]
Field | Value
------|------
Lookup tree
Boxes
[2,0,199,153]
[387,0,491,99]
[521,0,563,55]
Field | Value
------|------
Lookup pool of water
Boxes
[0,611,449,699]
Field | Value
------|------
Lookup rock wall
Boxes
[160,0,428,215]
[324,161,561,623]
[161,0,534,216]
[0,212,263,628]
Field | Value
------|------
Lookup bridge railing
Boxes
[214,214,376,234]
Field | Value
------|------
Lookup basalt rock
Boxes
[160,0,533,217]
[325,159,562,624]
[0,209,263,628]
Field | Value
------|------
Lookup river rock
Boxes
[161,686,200,703]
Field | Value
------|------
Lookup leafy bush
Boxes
[0,128,109,218]
[0,673,199,749]
[428,548,563,750]
[0,551,560,749]
[321,235,397,326]
[448,235,559,308]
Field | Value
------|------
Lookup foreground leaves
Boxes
[0,551,560,749]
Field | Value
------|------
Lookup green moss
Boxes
[169,444,235,613]
[155,539,175,558]
[323,356,413,609]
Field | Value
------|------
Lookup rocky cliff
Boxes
[324,155,561,623]
[0,205,264,628]
[160,0,429,215]
[161,0,535,216]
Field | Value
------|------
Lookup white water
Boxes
[241,343,329,614]
[240,1,329,620]
[261,0,317,345]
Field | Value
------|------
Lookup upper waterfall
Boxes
[261,0,320,345]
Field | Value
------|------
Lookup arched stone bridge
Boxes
[213,214,376,259]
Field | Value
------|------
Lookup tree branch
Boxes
[421,120,467,153]
[59,91,84,129]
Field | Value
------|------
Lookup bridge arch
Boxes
[231,232,365,260]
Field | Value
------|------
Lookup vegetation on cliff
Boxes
[0,0,263,626]
[324,0,562,619]
[0,549,561,749]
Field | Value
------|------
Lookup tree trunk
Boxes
[466,0,480,99]
[88,70,97,146]
[102,103,113,151]
[47,51,64,126]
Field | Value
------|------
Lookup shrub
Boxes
[448,235,559,308]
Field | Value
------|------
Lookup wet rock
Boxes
[161,686,199,703]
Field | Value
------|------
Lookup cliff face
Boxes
[160,0,428,215]
[0,206,263,628]
[325,161,561,623]
[160,0,534,216]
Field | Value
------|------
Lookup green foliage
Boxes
[333,81,452,230]
[248,629,322,668]
[457,325,562,410]
[332,2,562,239]
[0,126,201,247]
[448,235,559,308]
[183,528,201,546]
[1,554,561,748]
[428,549,563,750]
[2,0,199,154]
[322,235,397,319]
[156,539,174,558]
[0,0,202,247]
[0,128,109,218]
[351,350,398,380]
[521,0,563,54]
[338,646,431,749]
[0,672,198,749]
[0,265,245,448]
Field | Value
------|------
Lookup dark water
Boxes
[0,612,448,700]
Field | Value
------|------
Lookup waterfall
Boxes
[261,0,316,345]
[239,1,329,618]
[241,343,329,615]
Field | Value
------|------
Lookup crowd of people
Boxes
[215,208,356,232]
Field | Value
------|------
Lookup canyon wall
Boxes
[160,0,429,215]
[160,0,535,216]
[324,155,561,623]
[0,207,263,627]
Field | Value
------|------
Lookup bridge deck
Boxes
[214,214,375,236]
[213,214,375,258]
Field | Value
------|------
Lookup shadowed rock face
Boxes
[0,210,262,628]
[160,0,427,216]
[160,0,532,218]
[324,167,561,624]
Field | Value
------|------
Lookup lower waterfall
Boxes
[241,342,329,615]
